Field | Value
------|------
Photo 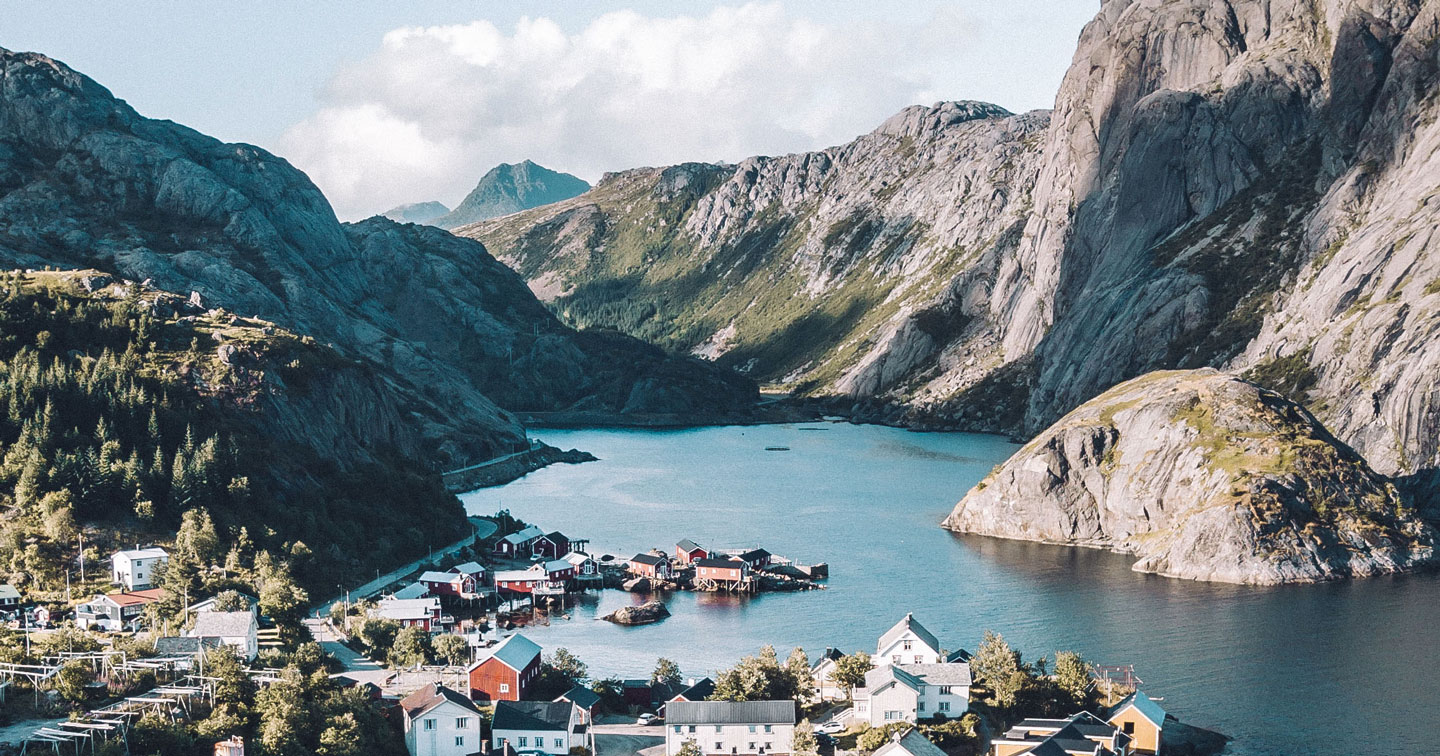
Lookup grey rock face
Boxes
[0,48,756,468]
[436,160,590,229]
[944,370,1437,584]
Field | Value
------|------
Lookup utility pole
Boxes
[78,533,85,584]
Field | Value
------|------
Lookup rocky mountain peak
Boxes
[875,100,1013,139]
[432,160,591,229]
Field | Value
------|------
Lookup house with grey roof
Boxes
[492,699,591,755]
[190,610,258,660]
[110,546,168,590]
[665,700,796,756]
[871,728,948,756]
[852,661,971,726]
[0,583,20,610]
[990,710,1133,756]
[810,647,847,701]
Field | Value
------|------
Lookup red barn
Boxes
[628,553,672,580]
[469,634,543,701]
[675,539,709,565]
[694,557,750,583]
[532,531,571,559]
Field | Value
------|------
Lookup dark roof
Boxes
[493,700,573,732]
[400,684,481,719]
[677,539,704,552]
[630,553,667,566]
[945,649,972,663]
[154,636,222,655]
[694,557,745,569]
[545,531,569,542]
[559,684,601,710]
[665,700,795,725]
[622,679,651,689]
[674,677,716,701]
[739,548,771,561]
[872,729,948,756]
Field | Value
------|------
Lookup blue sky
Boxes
[5,1,1098,218]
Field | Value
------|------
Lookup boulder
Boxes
[621,577,651,593]
[603,600,670,625]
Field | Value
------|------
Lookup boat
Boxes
[765,446,790,452]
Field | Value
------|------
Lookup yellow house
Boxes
[1107,691,1166,753]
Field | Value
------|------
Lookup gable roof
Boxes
[391,582,429,600]
[493,700,573,732]
[872,729,948,756]
[451,561,486,575]
[192,611,257,638]
[154,636,222,655]
[630,553,667,567]
[0,584,19,601]
[1111,690,1166,727]
[738,548,771,561]
[501,525,544,545]
[865,664,924,694]
[559,684,602,710]
[896,662,972,687]
[376,597,440,620]
[878,613,941,655]
[676,539,704,552]
[812,647,844,669]
[694,557,745,569]
[401,683,482,719]
[471,633,542,672]
[545,530,569,542]
[563,551,594,566]
[544,559,573,572]
[113,547,168,561]
[665,700,795,725]
[419,570,462,583]
[495,567,546,582]
[673,677,716,701]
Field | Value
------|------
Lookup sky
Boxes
[4,1,1098,220]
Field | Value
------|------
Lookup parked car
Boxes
[637,713,659,725]
[816,721,845,735]
[816,733,836,747]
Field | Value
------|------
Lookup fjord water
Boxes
[460,424,1440,755]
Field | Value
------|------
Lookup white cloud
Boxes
[278,3,975,220]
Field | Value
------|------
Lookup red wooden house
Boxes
[628,553,672,580]
[675,539,709,565]
[418,570,474,598]
[694,557,750,583]
[532,531,571,559]
[469,634,543,701]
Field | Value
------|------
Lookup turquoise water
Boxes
[460,423,1440,755]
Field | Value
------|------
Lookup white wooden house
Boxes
[111,547,169,590]
[400,684,484,756]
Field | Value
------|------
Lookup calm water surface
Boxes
[461,424,1440,755]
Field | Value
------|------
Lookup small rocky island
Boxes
[944,369,1437,584]
[603,600,671,625]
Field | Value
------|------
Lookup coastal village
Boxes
[0,516,1214,756]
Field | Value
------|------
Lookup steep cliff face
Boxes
[944,370,1436,584]
[0,48,757,467]
[432,160,590,229]
[468,0,1440,488]
[464,102,1047,415]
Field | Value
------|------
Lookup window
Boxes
[939,686,953,695]
[749,743,756,751]
[674,726,682,734]
[499,683,510,693]
[715,726,723,733]
[884,711,901,721]
[902,640,912,650]
[689,726,697,733]
[914,656,923,663]
[555,739,564,748]
[1123,722,1135,735]
[764,744,771,751]
[748,726,757,733]
[918,702,925,712]
[715,744,723,751]
[455,737,465,747]
[763,725,772,733]
[519,738,528,747]
[423,719,436,731]
[457,718,470,729]
[891,655,901,664]
[938,702,951,712]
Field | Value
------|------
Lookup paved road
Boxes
[304,617,391,687]
[595,733,665,756]
[593,723,668,736]
[310,518,498,617]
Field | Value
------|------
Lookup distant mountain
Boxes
[434,160,590,229]
[382,200,449,224]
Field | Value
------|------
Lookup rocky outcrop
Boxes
[604,600,671,625]
[431,161,590,229]
[944,370,1436,584]
[0,48,758,470]
[467,0,1440,495]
